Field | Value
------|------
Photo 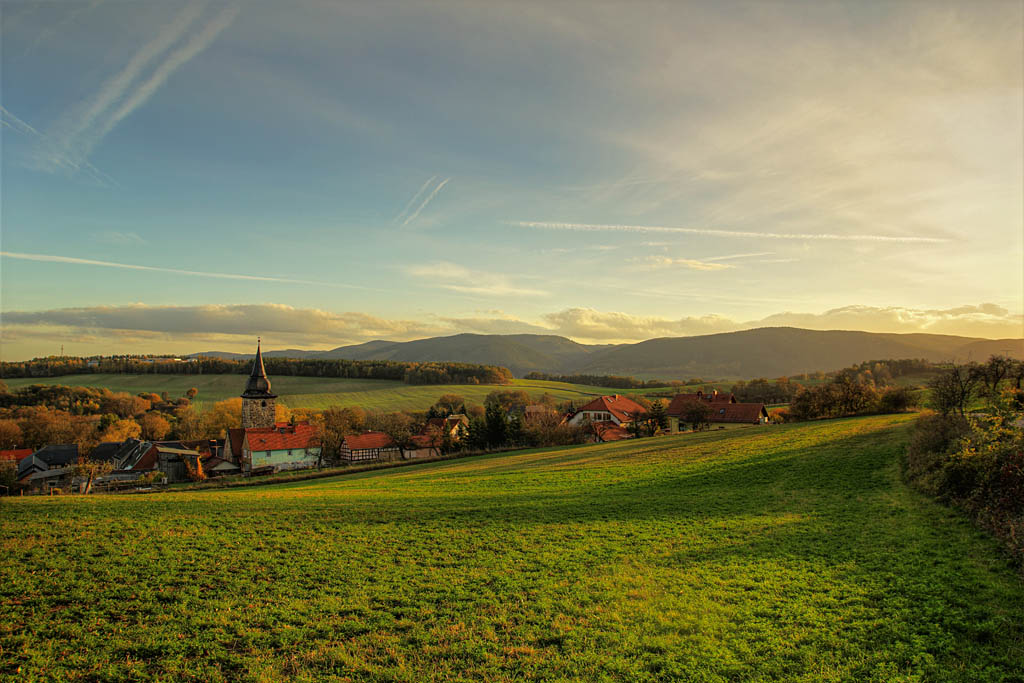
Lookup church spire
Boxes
[242,337,275,398]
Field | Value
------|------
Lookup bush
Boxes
[877,386,918,413]
[905,392,1024,566]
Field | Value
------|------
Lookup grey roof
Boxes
[31,444,79,467]
[17,454,48,479]
[26,467,71,482]
[242,339,276,399]
[90,442,124,462]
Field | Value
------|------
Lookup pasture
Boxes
[0,374,670,412]
[2,415,1022,681]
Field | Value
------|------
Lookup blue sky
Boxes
[2,1,1022,359]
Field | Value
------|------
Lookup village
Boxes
[2,342,772,493]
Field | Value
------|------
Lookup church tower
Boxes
[241,338,276,429]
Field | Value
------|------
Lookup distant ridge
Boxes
[190,327,1024,379]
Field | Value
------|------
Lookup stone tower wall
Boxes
[242,396,276,429]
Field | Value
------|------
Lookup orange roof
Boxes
[0,448,32,463]
[593,421,632,442]
[707,403,768,424]
[343,431,398,450]
[576,394,646,422]
[245,422,316,451]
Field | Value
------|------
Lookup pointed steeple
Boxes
[242,337,276,398]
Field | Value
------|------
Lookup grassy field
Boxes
[2,415,1022,681]
[1,374,671,412]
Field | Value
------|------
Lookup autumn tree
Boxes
[140,412,171,441]
[433,394,465,415]
[186,387,199,400]
[173,407,202,440]
[200,398,243,438]
[100,418,142,443]
[364,411,415,447]
[0,420,23,449]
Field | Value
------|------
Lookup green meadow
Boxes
[0,374,672,412]
[2,415,1022,681]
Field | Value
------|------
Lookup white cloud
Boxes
[2,301,1020,360]
[408,261,547,297]
[94,231,147,246]
[635,256,734,271]
[510,221,950,244]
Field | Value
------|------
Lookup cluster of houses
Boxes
[1,342,769,493]
[566,390,769,442]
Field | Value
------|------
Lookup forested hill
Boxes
[189,327,1024,380]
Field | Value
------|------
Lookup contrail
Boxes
[44,0,205,170]
[403,177,450,226]
[2,105,120,187]
[84,5,240,161]
[509,221,950,244]
[0,105,42,136]
[394,175,437,223]
[0,251,381,291]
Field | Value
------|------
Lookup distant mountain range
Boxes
[191,327,1024,380]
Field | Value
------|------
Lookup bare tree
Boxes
[973,355,1016,399]
[928,362,979,417]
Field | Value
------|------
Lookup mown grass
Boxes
[0,374,667,412]
[2,415,1022,681]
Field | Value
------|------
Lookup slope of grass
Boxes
[0,374,667,412]
[2,415,1022,681]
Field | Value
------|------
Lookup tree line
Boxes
[1,356,513,386]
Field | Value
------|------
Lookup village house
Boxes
[403,434,441,460]
[240,422,320,473]
[665,393,770,432]
[567,395,647,427]
[340,432,401,463]
[421,414,469,441]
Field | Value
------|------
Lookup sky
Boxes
[1,0,1022,360]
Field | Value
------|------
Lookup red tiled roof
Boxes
[343,431,398,450]
[575,395,646,422]
[707,403,768,424]
[0,448,32,463]
[593,421,632,442]
[409,434,440,449]
[666,394,703,416]
[244,422,316,452]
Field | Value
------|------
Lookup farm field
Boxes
[0,374,672,412]
[2,415,1023,681]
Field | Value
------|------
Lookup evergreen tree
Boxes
[484,402,508,448]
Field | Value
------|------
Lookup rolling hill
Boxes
[4,416,1023,680]
[191,327,1024,379]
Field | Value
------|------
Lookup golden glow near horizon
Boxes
[1,2,1021,359]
